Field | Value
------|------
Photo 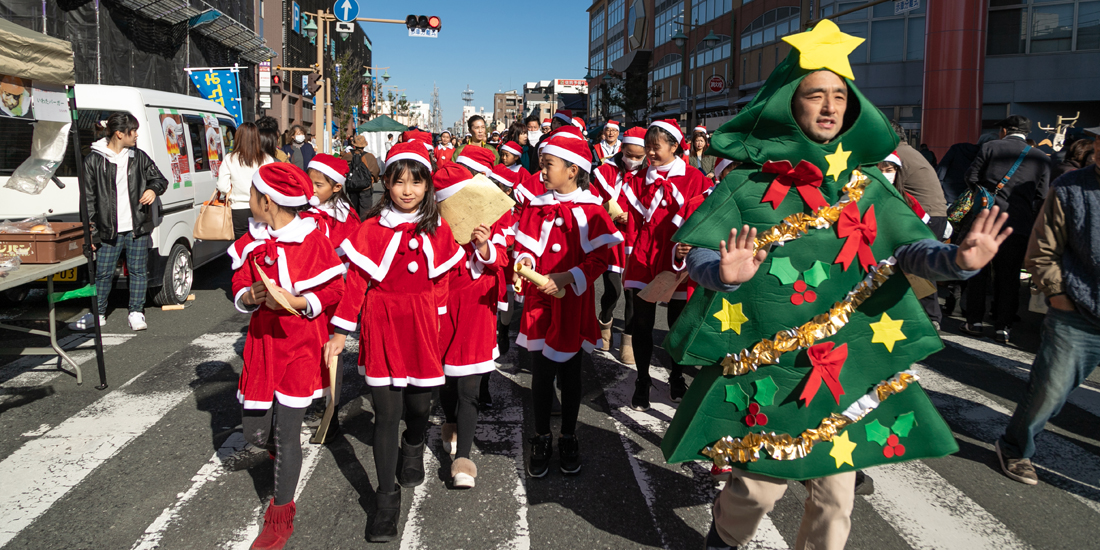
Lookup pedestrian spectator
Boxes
[995,126,1100,485]
[594,120,621,165]
[384,133,395,153]
[937,133,995,204]
[435,131,455,161]
[68,112,168,332]
[1052,137,1094,179]
[687,129,715,179]
[341,134,381,219]
[217,122,275,240]
[255,116,289,163]
[919,143,938,166]
[453,115,500,164]
[525,115,541,134]
[282,125,315,171]
[962,115,1051,343]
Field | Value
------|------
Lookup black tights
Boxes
[628,296,687,383]
[599,272,633,326]
[370,386,433,493]
[440,374,484,459]
[242,403,307,506]
[532,352,583,435]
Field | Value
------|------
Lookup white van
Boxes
[0,84,239,305]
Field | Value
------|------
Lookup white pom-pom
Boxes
[407,262,419,273]
[551,243,562,253]
[309,196,320,207]
[555,218,564,227]
[408,239,419,250]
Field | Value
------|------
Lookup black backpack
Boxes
[345,152,374,192]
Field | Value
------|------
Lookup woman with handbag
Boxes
[217,123,275,239]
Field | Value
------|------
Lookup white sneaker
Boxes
[68,313,105,331]
[128,312,147,331]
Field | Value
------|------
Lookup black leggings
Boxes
[599,272,633,326]
[628,296,687,383]
[370,385,433,493]
[440,374,484,459]
[531,352,583,435]
[242,403,307,506]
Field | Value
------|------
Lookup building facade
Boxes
[494,90,523,129]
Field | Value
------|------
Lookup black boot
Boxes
[396,436,426,488]
[496,318,511,357]
[368,489,401,542]
[632,377,651,411]
[527,433,553,478]
[669,375,687,403]
[558,434,581,475]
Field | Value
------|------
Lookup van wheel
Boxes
[152,244,193,306]
[0,286,31,305]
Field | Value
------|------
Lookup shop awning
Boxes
[0,17,75,85]
[189,9,277,64]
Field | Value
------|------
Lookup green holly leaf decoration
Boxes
[754,377,779,406]
[803,261,831,288]
[864,419,891,446]
[892,412,917,437]
[768,256,800,285]
[725,384,749,410]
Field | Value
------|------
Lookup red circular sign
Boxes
[708,76,726,93]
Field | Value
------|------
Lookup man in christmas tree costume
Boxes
[662,21,1014,550]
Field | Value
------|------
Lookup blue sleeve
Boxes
[894,239,980,282]
[686,247,742,293]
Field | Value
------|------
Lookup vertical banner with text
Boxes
[187,69,243,126]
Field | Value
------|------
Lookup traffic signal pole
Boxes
[316,9,327,153]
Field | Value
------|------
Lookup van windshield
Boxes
[0,109,130,178]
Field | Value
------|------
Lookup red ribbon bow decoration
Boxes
[834,202,877,272]
[799,342,848,406]
[257,240,280,267]
[298,209,333,237]
[760,160,828,211]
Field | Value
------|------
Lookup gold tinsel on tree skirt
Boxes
[703,372,917,465]
[752,170,870,254]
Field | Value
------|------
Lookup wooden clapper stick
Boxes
[311,355,340,444]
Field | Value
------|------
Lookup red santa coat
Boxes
[512,187,625,361]
[333,208,464,387]
[593,162,643,274]
[495,209,517,311]
[668,185,715,302]
[301,199,361,259]
[595,140,621,164]
[622,158,707,300]
[229,217,346,410]
[439,216,511,376]
[435,144,456,163]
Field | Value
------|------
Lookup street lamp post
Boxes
[673,21,719,131]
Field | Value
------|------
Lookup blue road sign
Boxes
[334,0,359,22]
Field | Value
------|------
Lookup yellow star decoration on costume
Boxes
[825,143,851,181]
[714,299,750,334]
[830,430,857,468]
[781,18,865,80]
[870,312,907,352]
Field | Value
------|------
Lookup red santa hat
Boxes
[307,153,348,186]
[384,141,433,174]
[537,125,586,153]
[714,157,737,177]
[401,129,435,152]
[694,125,708,135]
[622,126,646,148]
[650,119,689,151]
[541,118,551,128]
[542,130,593,173]
[433,163,475,202]
[884,151,902,167]
[252,163,319,207]
[456,144,496,174]
[500,141,522,158]
[571,117,586,132]
[606,120,620,130]
[489,163,523,189]
[553,108,573,125]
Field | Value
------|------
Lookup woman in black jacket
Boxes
[70,112,168,332]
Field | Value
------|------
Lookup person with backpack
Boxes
[341,134,381,219]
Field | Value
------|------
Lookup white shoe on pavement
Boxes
[68,313,105,331]
[128,312,147,331]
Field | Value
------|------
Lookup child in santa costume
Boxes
[303,154,361,260]
[229,163,346,550]
[498,140,529,177]
[488,164,522,355]
[435,163,512,489]
[622,121,708,411]
[513,126,624,477]
[595,119,622,165]
[324,142,463,543]
[591,126,647,361]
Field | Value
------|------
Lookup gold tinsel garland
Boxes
[702,372,917,465]
[752,169,870,254]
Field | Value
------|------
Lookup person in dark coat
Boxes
[937,133,995,204]
[1052,137,1095,179]
[961,115,1052,343]
[281,124,315,171]
[919,143,938,167]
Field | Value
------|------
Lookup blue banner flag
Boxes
[187,69,243,126]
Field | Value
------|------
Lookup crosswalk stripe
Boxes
[0,333,134,404]
[0,332,241,548]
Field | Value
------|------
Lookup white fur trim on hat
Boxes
[541,143,592,173]
[386,152,433,174]
[651,120,685,146]
[714,158,735,177]
[884,152,902,166]
[500,143,521,157]
[489,170,515,188]
[606,120,620,128]
[307,159,347,185]
[457,155,492,175]
[435,177,473,202]
[623,136,645,147]
[252,170,311,207]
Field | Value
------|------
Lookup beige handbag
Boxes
[193,190,234,241]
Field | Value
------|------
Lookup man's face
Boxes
[1,90,18,110]
[527,120,540,132]
[792,71,848,144]
[604,126,619,143]
[471,119,487,142]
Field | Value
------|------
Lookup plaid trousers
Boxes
[95,231,151,314]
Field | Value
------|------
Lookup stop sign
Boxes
[708,76,726,94]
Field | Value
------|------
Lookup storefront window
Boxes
[1030,3,1074,52]
[1079,1,1100,49]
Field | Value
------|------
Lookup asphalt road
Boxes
[1,257,1098,550]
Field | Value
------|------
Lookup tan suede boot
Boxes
[599,320,613,352]
[441,423,457,459]
[620,334,635,365]
[452,457,478,489]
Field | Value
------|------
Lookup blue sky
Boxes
[356,0,590,129]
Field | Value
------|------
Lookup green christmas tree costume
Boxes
[662,21,959,481]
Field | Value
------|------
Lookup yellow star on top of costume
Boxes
[825,143,851,181]
[781,18,865,81]
[829,430,857,468]
[714,299,750,334]
[870,312,908,352]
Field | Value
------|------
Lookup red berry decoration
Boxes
[883,434,906,458]
[790,279,817,304]
[887,434,899,446]
[744,402,768,427]
[794,280,807,293]
[804,290,817,303]
[790,293,805,305]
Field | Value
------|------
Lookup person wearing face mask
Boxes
[523,115,544,172]
[281,125,316,171]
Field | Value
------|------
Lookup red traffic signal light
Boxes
[406,14,441,31]
[271,74,281,85]
[428,16,441,30]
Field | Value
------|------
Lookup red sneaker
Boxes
[250,499,296,550]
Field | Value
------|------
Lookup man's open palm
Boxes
[719,225,768,285]
[956,206,1013,271]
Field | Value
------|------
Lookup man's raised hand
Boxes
[718,225,767,285]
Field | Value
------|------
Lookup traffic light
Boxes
[271,74,282,95]
[406,15,441,31]
[306,73,322,97]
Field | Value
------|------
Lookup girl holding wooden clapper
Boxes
[323,142,463,543]
[228,163,346,550]
[512,126,624,478]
